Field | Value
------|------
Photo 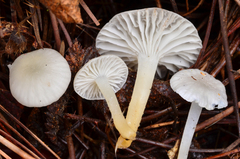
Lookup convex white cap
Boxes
[73,55,128,100]
[96,8,202,77]
[8,48,71,107]
[170,69,228,110]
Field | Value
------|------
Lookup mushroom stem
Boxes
[95,76,136,140]
[116,56,158,148]
[126,56,158,131]
[177,102,202,159]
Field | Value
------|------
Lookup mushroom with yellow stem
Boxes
[96,7,202,149]
[73,55,136,140]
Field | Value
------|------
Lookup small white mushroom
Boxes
[96,7,202,148]
[8,48,71,107]
[73,55,136,140]
[170,69,228,159]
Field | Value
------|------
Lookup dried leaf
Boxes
[38,0,83,23]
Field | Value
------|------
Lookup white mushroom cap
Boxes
[96,8,202,77]
[73,55,128,100]
[8,48,71,107]
[170,69,228,110]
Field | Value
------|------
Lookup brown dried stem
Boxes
[196,102,240,132]
[0,129,40,159]
[49,10,61,51]
[194,0,217,68]
[218,0,240,136]
[58,19,73,48]
[0,134,35,159]
[79,0,100,26]
[0,104,60,159]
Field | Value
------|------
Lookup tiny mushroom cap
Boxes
[170,69,228,110]
[8,48,71,107]
[170,69,227,159]
[73,55,128,100]
[73,55,136,140]
[96,7,202,148]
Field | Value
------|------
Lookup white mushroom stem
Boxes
[95,76,136,140]
[177,102,202,159]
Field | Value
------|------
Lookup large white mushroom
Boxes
[73,55,136,140]
[96,8,202,148]
[8,48,71,107]
[170,69,228,159]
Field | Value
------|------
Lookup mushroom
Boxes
[170,69,228,159]
[96,7,202,148]
[8,48,71,107]
[73,55,136,140]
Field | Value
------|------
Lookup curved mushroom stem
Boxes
[116,56,159,149]
[177,102,202,159]
[95,76,136,140]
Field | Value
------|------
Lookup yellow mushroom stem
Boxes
[95,76,136,140]
[116,55,159,149]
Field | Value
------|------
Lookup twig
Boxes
[64,113,105,125]
[204,147,240,159]
[211,36,240,77]
[195,102,240,132]
[222,138,240,153]
[49,10,61,51]
[100,140,105,159]
[183,0,204,16]
[155,0,162,8]
[0,118,45,159]
[0,134,34,159]
[0,18,3,38]
[59,41,65,56]
[0,104,60,159]
[116,146,157,158]
[141,104,181,123]
[119,148,148,159]
[13,0,24,20]
[79,149,87,159]
[144,121,179,129]
[170,0,178,13]
[73,133,89,150]
[222,69,240,86]
[76,25,95,40]
[77,23,100,30]
[202,16,240,62]
[234,0,240,6]
[194,0,217,68]
[79,0,100,26]
[135,138,224,153]
[0,130,40,159]
[66,134,76,159]
[186,0,189,11]
[0,148,11,159]
[77,96,84,139]
[29,0,42,48]
[218,0,240,136]
[10,0,17,23]
[42,12,49,41]
[58,19,73,48]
